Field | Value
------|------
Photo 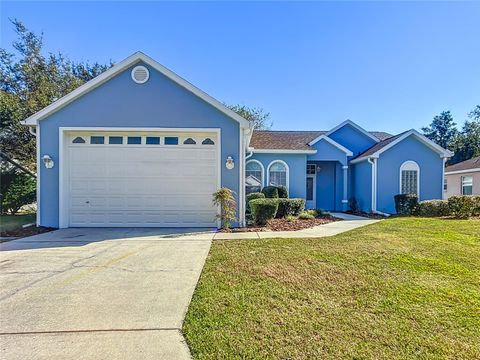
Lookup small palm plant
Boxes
[212,188,237,229]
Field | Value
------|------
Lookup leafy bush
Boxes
[1,167,36,215]
[448,196,476,218]
[246,192,265,214]
[314,208,328,217]
[250,198,279,225]
[285,215,297,222]
[277,186,288,198]
[298,211,315,220]
[212,188,237,229]
[394,194,418,215]
[261,186,279,198]
[276,198,305,218]
[473,196,480,216]
[416,200,450,217]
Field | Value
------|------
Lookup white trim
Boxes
[58,127,221,228]
[325,120,380,143]
[253,149,317,154]
[342,165,349,170]
[351,130,454,164]
[341,199,348,204]
[35,125,41,226]
[266,160,290,192]
[445,168,480,175]
[399,160,420,196]
[246,159,265,188]
[239,128,244,227]
[307,135,354,156]
[21,51,250,129]
[442,158,447,199]
[368,158,377,212]
[131,65,149,84]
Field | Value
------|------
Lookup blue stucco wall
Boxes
[38,61,241,227]
[351,160,372,212]
[308,138,348,164]
[329,124,377,158]
[248,153,307,199]
[376,136,444,214]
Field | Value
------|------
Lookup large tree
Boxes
[422,110,457,149]
[226,104,272,130]
[0,20,113,169]
[449,105,480,164]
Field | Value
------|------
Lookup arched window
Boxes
[400,160,420,196]
[268,160,289,189]
[202,138,215,145]
[246,160,264,194]
[183,138,196,145]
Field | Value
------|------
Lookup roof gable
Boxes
[309,135,353,156]
[22,52,250,128]
[324,120,380,143]
[351,130,453,163]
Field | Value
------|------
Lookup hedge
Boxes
[275,198,305,218]
[448,195,477,218]
[246,192,265,214]
[416,200,450,217]
[1,167,36,215]
[250,198,279,225]
[261,186,279,198]
[277,186,288,198]
[394,194,418,215]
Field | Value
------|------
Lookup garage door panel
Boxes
[67,132,219,227]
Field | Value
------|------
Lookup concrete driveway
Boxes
[0,228,214,359]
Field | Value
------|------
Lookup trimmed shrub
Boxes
[473,196,480,216]
[250,198,279,225]
[394,194,418,215]
[314,208,328,217]
[276,198,305,218]
[448,195,476,218]
[246,192,265,214]
[298,211,315,220]
[348,197,359,213]
[261,186,279,198]
[277,186,288,198]
[416,200,450,217]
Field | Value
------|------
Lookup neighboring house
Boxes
[22,52,453,228]
[444,156,480,198]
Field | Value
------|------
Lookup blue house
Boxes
[22,52,452,228]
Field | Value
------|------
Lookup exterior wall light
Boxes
[316,165,322,173]
[225,156,235,170]
[42,155,54,169]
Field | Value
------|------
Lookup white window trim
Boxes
[399,160,420,196]
[461,175,473,195]
[266,160,289,191]
[246,159,265,189]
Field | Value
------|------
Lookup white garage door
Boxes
[65,131,219,227]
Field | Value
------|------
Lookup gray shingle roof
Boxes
[445,156,480,172]
[354,131,407,158]
[250,130,394,151]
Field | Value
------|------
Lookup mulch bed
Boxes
[0,226,54,241]
[345,210,386,219]
[220,215,340,232]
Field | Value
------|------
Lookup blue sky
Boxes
[1,1,479,134]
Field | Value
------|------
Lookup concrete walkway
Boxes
[213,212,380,240]
[0,228,213,360]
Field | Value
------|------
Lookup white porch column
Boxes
[342,165,348,211]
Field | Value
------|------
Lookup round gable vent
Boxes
[131,65,149,84]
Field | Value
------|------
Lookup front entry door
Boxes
[306,175,316,209]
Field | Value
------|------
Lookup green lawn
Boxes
[183,218,480,359]
[0,214,36,232]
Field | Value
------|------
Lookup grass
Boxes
[0,213,36,232]
[183,218,480,359]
